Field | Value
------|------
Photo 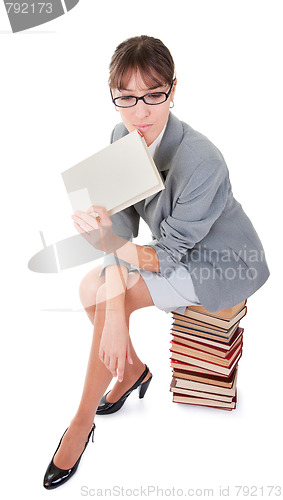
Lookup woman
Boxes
[43,35,269,489]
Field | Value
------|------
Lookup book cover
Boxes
[170,386,235,403]
[179,305,247,329]
[172,313,231,332]
[170,360,222,376]
[171,367,238,396]
[171,365,237,388]
[171,322,240,343]
[172,393,236,410]
[170,340,243,367]
[61,130,165,216]
[172,335,243,358]
[172,314,240,335]
[186,300,247,320]
[171,326,243,351]
[170,350,242,376]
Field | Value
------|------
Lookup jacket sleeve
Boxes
[145,159,230,276]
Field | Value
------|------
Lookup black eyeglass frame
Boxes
[110,79,175,108]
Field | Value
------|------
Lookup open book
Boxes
[61,130,165,216]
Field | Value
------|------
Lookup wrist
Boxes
[105,302,126,320]
[103,230,126,255]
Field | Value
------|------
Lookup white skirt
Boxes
[129,263,201,315]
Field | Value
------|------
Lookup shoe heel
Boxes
[90,423,96,443]
[138,375,152,399]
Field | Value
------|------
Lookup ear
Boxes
[172,77,177,97]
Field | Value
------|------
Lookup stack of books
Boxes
[170,301,247,410]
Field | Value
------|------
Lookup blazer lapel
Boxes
[153,112,184,172]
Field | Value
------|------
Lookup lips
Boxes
[134,124,152,132]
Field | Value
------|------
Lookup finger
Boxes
[86,206,112,226]
[99,345,105,362]
[126,342,133,365]
[72,212,100,230]
[86,205,106,214]
[109,357,117,378]
[103,354,110,370]
[73,220,92,234]
[86,206,101,218]
[86,205,106,215]
[117,357,125,383]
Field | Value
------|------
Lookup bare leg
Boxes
[80,268,153,402]
[50,269,154,473]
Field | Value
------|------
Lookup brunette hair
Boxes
[109,35,175,90]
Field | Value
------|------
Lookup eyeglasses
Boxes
[111,79,175,108]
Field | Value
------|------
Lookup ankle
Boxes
[70,415,94,434]
[113,363,150,389]
[126,362,147,379]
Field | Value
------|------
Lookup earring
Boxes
[170,101,174,109]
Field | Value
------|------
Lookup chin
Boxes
[144,138,153,147]
[143,132,155,146]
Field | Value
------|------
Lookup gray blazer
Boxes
[99,112,269,312]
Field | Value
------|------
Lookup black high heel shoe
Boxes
[96,364,152,415]
[43,423,95,490]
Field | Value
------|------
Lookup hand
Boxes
[99,314,133,382]
[71,205,117,253]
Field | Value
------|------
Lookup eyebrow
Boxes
[119,85,164,92]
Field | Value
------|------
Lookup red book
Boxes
[171,328,243,358]
[170,349,242,377]
[170,339,243,367]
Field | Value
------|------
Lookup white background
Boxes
[1,1,282,499]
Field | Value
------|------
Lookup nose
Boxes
[134,99,150,119]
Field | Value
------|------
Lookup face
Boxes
[111,72,176,146]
